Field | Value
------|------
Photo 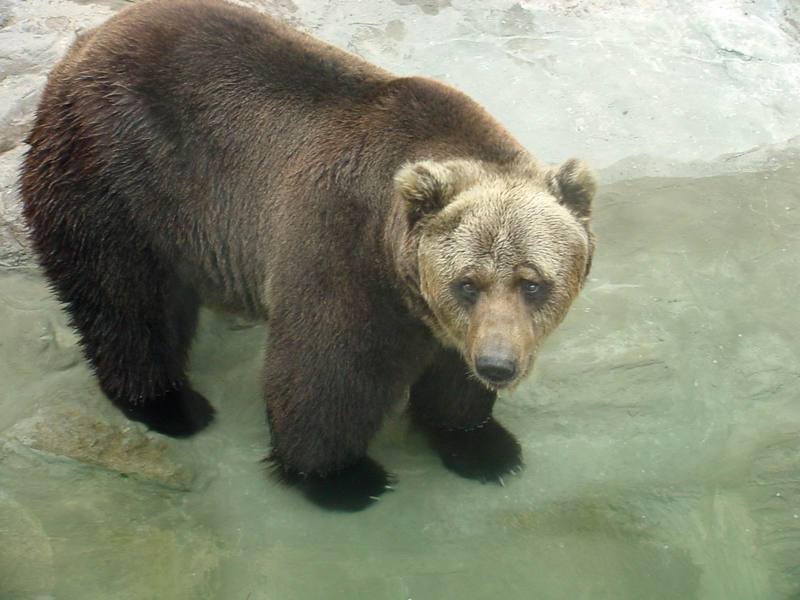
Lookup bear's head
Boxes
[393,157,595,390]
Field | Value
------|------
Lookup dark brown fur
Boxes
[20,0,592,510]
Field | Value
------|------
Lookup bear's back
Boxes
[22,0,526,319]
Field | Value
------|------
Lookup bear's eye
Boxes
[455,279,479,303]
[521,280,543,299]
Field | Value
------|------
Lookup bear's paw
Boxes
[120,387,216,438]
[425,418,523,485]
[272,456,394,512]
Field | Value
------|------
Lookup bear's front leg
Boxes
[262,309,399,512]
[409,348,523,484]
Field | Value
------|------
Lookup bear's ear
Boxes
[548,158,596,221]
[394,161,461,224]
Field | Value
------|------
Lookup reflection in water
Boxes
[1,162,798,599]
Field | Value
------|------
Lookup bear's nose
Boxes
[475,355,517,384]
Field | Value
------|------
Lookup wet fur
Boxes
[20,0,594,510]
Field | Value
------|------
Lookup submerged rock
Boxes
[0,490,55,600]
[5,407,194,490]
[0,438,220,600]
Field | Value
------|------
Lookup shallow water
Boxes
[2,0,800,598]
[2,160,800,599]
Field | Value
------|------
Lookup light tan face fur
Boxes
[397,159,595,390]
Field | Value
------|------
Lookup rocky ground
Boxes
[1,1,800,599]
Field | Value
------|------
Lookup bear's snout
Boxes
[464,290,534,389]
[475,353,517,385]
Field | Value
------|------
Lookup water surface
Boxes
[2,161,799,599]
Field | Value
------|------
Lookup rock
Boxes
[5,407,194,490]
[0,146,32,269]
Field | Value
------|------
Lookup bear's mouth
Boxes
[477,376,517,392]
[471,367,520,392]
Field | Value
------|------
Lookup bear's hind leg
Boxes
[31,219,214,437]
[104,281,215,438]
[409,349,523,484]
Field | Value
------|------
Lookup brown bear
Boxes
[20,0,596,510]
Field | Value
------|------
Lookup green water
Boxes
[1,162,799,599]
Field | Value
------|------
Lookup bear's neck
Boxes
[383,198,437,329]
